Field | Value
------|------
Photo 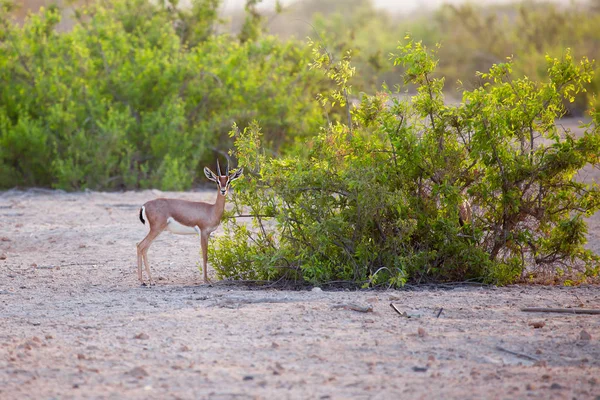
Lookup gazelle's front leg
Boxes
[200,232,211,283]
[136,243,144,283]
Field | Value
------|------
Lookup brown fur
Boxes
[136,165,243,286]
[142,197,226,232]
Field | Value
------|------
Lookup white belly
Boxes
[166,217,200,235]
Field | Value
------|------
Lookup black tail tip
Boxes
[139,208,145,224]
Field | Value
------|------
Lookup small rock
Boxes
[417,327,427,338]
[31,263,37,267]
[243,375,254,381]
[134,333,149,340]
[1,237,10,242]
[311,287,322,293]
[0,254,6,260]
[77,354,86,360]
[271,342,279,349]
[179,345,190,352]
[579,330,592,341]
[127,366,149,379]
[412,366,428,372]
[550,383,563,390]
[528,321,545,329]
[72,384,80,389]
[79,244,86,249]
[45,334,53,340]
[526,384,534,391]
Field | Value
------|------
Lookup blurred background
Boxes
[1,0,598,190]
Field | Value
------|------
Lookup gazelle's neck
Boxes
[212,192,227,222]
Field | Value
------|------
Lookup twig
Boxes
[436,308,444,318]
[390,303,404,316]
[331,303,373,313]
[495,345,539,362]
[521,307,600,315]
[223,214,272,219]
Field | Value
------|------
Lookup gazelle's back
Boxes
[143,198,213,229]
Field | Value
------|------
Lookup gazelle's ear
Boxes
[204,167,218,182]
[229,167,244,182]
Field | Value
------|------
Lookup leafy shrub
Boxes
[0,0,324,190]
[211,39,600,286]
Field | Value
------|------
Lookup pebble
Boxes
[579,330,592,341]
[127,366,149,378]
[134,333,149,340]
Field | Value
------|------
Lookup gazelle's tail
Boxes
[139,206,146,225]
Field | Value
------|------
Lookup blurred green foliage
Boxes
[0,0,324,189]
[434,2,600,115]
[265,0,599,113]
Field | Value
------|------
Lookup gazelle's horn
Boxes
[226,159,230,176]
[217,159,222,176]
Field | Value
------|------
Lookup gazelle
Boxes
[137,160,243,285]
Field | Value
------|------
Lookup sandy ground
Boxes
[0,188,599,400]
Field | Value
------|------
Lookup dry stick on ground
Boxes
[521,307,600,315]
[331,303,373,313]
[390,303,404,316]
[495,345,540,362]
[390,303,418,318]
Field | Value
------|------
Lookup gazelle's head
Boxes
[204,160,243,196]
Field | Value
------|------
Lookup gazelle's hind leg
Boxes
[137,227,164,286]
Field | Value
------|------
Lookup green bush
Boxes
[433,2,600,115]
[210,39,600,286]
[0,0,324,190]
